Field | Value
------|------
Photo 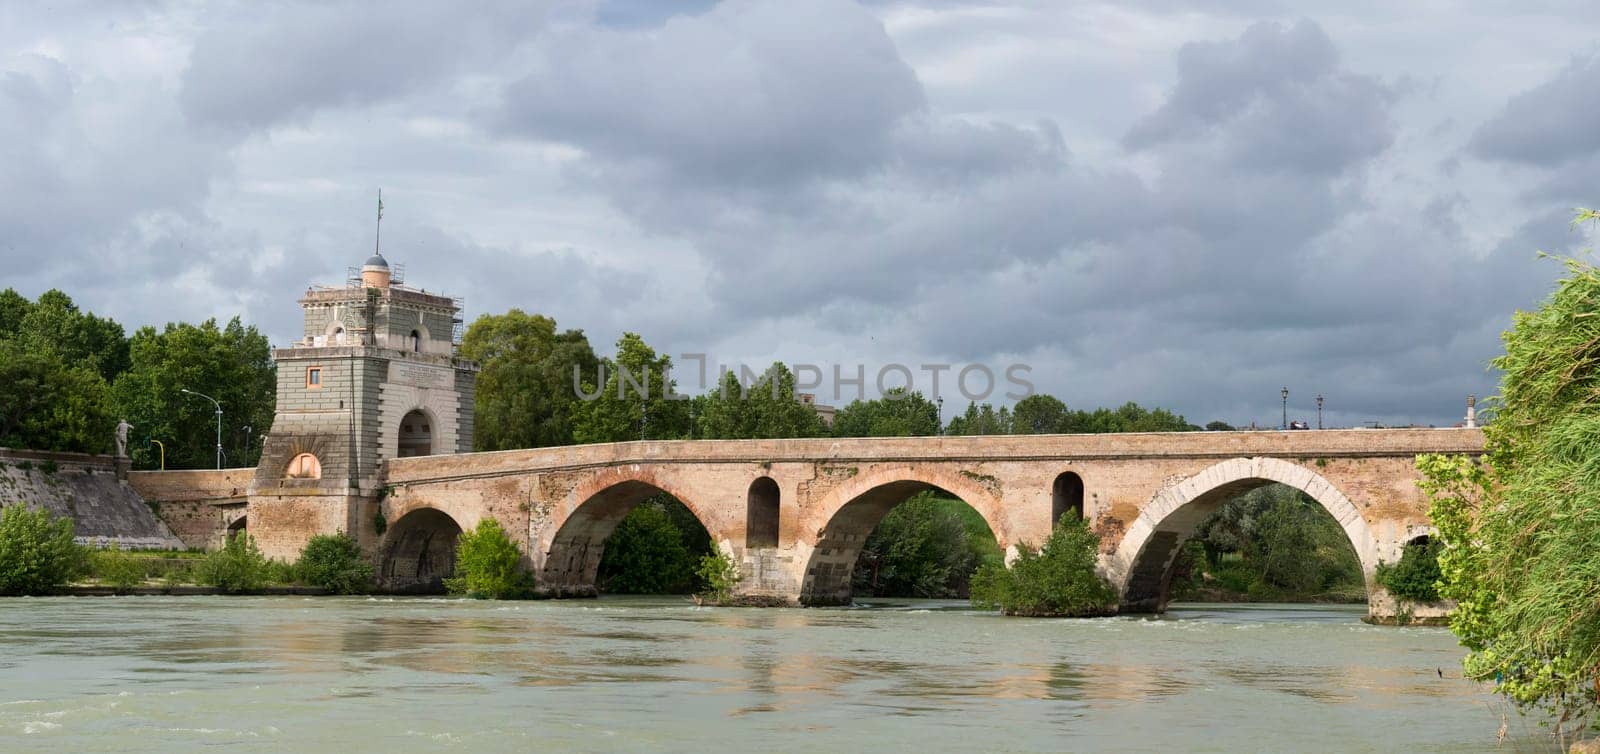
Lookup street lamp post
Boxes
[1316,394,1324,430]
[181,388,223,470]
[1280,387,1289,431]
[936,396,944,435]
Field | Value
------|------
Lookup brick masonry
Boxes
[134,426,1483,615]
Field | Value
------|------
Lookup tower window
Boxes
[306,367,323,388]
[410,329,422,353]
[286,453,322,479]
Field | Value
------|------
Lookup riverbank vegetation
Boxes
[0,505,85,595]
[447,519,532,599]
[852,492,1003,599]
[693,551,742,606]
[294,533,374,595]
[0,503,387,595]
[1168,485,1366,603]
[969,515,1116,617]
[1374,537,1441,603]
[597,494,711,595]
[1419,217,1600,741]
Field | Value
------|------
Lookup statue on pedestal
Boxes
[115,419,133,458]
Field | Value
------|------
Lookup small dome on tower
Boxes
[361,253,392,289]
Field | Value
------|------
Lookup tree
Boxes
[852,493,1002,598]
[831,389,940,437]
[446,519,530,599]
[110,318,275,470]
[597,502,702,594]
[1012,394,1069,434]
[0,288,30,338]
[1180,484,1362,599]
[0,340,113,453]
[969,514,1117,617]
[1420,223,1600,732]
[0,506,86,595]
[945,402,1014,436]
[694,363,828,440]
[1205,420,1236,431]
[295,533,374,594]
[572,333,690,443]
[15,289,129,384]
[459,309,599,451]
[1063,401,1199,433]
[1375,538,1441,603]
[1245,489,1358,595]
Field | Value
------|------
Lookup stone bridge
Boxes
[346,427,1481,613]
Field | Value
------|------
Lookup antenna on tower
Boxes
[375,188,384,257]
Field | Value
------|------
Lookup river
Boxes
[0,596,1532,752]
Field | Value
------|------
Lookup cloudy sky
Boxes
[4,1,1597,428]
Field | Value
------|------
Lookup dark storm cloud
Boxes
[1470,54,1600,166]
[3,0,1592,429]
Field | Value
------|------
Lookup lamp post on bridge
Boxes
[1280,387,1289,431]
[180,388,223,470]
[1316,394,1324,430]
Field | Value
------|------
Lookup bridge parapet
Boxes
[384,428,1485,483]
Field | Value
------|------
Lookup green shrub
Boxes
[445,519,529,599]
[694,551,741,605]
[295,533,373,594]
[970,515,1117,617]
[196,534,269,593]
[261,559,297,585]
[597,503,698,594]
[0,505,86,595]
[1375,538,1442,602]
[91,544,146,591]
[852,493,1002,598]
[161,563,193,590]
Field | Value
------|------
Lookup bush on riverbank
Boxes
[90,544,146,591]
[969,515,1116,617]
[1421,225,1600,735]
[294,533,373,594]
[1375,538,1441,603]
[446,519,531,599]
[0,505,86,595]
[195,534,271,593]
[693,550,741,605]
[598,498,704,594]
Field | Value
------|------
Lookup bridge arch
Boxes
[540,467,717,597]
[799,465,1009,606]
[379,506,464,593]
[1111,457,1377,613]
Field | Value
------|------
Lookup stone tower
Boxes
[247,253,477,559]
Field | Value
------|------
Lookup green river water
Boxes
[0,597,1540,752]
